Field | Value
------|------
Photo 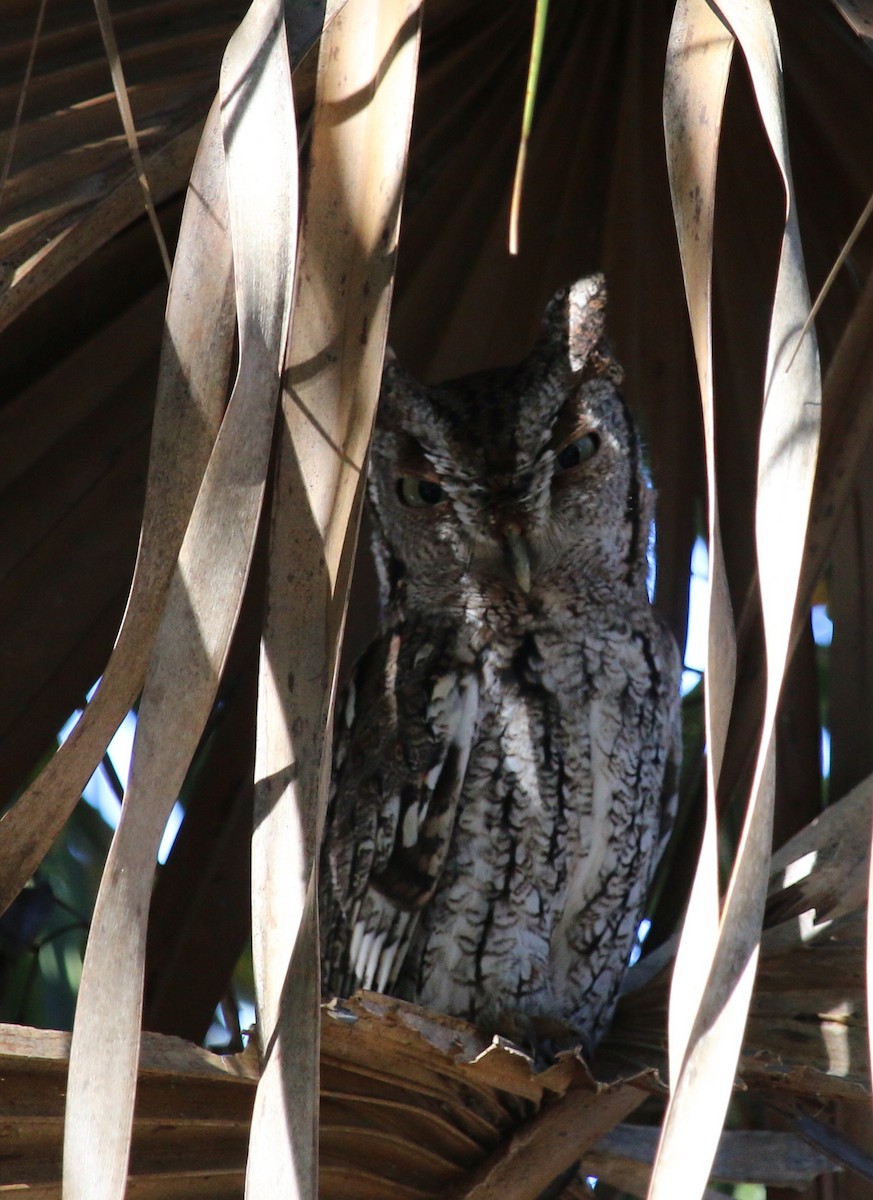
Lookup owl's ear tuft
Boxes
[380,348,412,410]
[381,345,401,385]
[540,274,615,377]
[378,348,430,435]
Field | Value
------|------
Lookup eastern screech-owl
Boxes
[319,275,681,1051]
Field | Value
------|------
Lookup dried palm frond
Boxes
[614,772,872,1101]
[0,975,844,1199]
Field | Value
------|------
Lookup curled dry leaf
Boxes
[661,0,736,1091]
[654,3,822,1198]
[0,104,233,919]
[247,0,423,1194]
[62,0,300,1194]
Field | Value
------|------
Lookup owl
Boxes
[319,275,681,1052]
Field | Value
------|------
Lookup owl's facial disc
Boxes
[384,417,609,599]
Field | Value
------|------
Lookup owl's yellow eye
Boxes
[556,432,599,471]
[397,476,446,508]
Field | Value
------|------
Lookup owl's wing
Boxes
[650,618,683,870]
[320,624,479,999]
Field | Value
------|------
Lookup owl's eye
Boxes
[555,432,600,471]
[397,476,446,508]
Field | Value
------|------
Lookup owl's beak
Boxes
[503,527,532,593]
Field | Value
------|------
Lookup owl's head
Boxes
[368,275,654,618]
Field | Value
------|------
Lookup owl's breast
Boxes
[402,603,679,1041]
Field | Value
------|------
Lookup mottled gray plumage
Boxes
[319,275,681,1050]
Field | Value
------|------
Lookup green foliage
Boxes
[0,798,111,1029]
[732,1185,766,1200]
